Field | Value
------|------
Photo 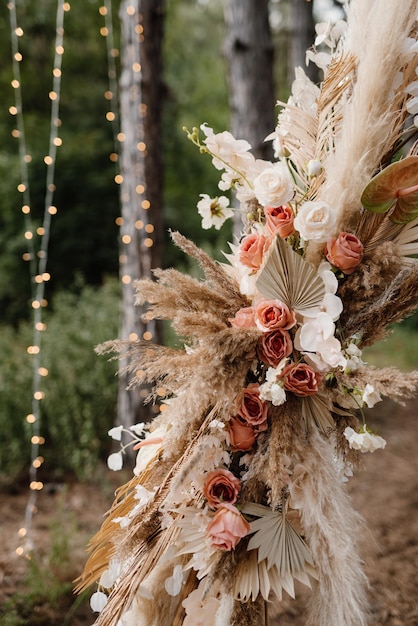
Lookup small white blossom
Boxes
[108,425,123,441]
[165,564,184,597]
[259,361,288,406]
[107,451,123,471]
[197,194,233,230]
[307,159,322,177]
[130,422,146,436]
[362,384,382,408]
[344,425,386,453]
[90,591,108,612]
[200,124,253,173]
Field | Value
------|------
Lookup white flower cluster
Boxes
[344,424,386,453]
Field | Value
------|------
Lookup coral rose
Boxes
[254,298,296,331]
[239,233,271,271]
[264,205,295,238]
[227,416,257,451]
[206,503,251,551]
[325,231,364,274]
[203,469,241,509]
[229,306,256,329]
[281,362,321,396]
[237,383,268,431]
[257,329,293,367]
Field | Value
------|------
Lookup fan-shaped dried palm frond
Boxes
[256,236,325,314]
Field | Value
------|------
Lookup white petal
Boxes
[90,591,108,612]
[108,425,123,441]
[107,451,123,471]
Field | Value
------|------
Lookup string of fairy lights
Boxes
[8,0,70,557]
[11,0,156,557]
[99,1,155,347]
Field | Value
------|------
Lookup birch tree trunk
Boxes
[118,0,164,436]
[223,0,276,238]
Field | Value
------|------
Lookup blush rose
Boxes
[254,298,296,331]
[237,383,268,431]
[206,503,251,551]
[257,329,293,367]
[239,233,271,271]
[203,468,241,509]
[264,205,295,238]
[280,362,322,396]
[325,231,364,274]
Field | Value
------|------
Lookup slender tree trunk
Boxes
[223,0,276,237]
[290,0,317,84]
[118,0,164,437]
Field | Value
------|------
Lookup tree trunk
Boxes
[290,0,317,84]
[117,0,164,438]
[223,0,276,237]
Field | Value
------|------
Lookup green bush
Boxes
[0,279,120,485]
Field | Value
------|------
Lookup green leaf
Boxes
[361,156,418,223]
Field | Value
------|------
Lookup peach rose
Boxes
[229,306,256,329]
[264,205,295,238]
[254,298,296,331]
[280,362,321,396]
[239,233,271,271]
[227,416,257,451]
[206,503,251,551]
[325,232,364,274]
[203,468,241,509]
[257,329,293,367]
[236,383,268,431]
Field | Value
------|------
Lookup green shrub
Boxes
[0,279,120,485]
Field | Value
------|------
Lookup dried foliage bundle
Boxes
[78,1,418,625]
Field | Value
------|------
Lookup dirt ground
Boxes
[0,397,417,625]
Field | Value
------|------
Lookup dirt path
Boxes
[1,399,417,625]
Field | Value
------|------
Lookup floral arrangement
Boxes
[77,1,418,625]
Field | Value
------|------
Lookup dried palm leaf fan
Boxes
[77,1,418,624]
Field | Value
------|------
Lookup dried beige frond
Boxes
[256,236,325,314]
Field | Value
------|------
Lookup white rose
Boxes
[294,200,337,243]
[253,162,294,207]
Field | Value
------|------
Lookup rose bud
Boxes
[325,231,364,275]
[206,503,251,551]
[227,416,257,451]
[239,233,271,271]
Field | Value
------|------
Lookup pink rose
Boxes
[280,362,321,397]
[229,306,256,329]
[236,383,268,431]
[325,232,364,275]
[254,298,296,331]
[227,416,257,451]
[257,329,293,367]
[239,233,271,271]
[203,469,241,509]
[206,503,251,551]
[264,205,295,238]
